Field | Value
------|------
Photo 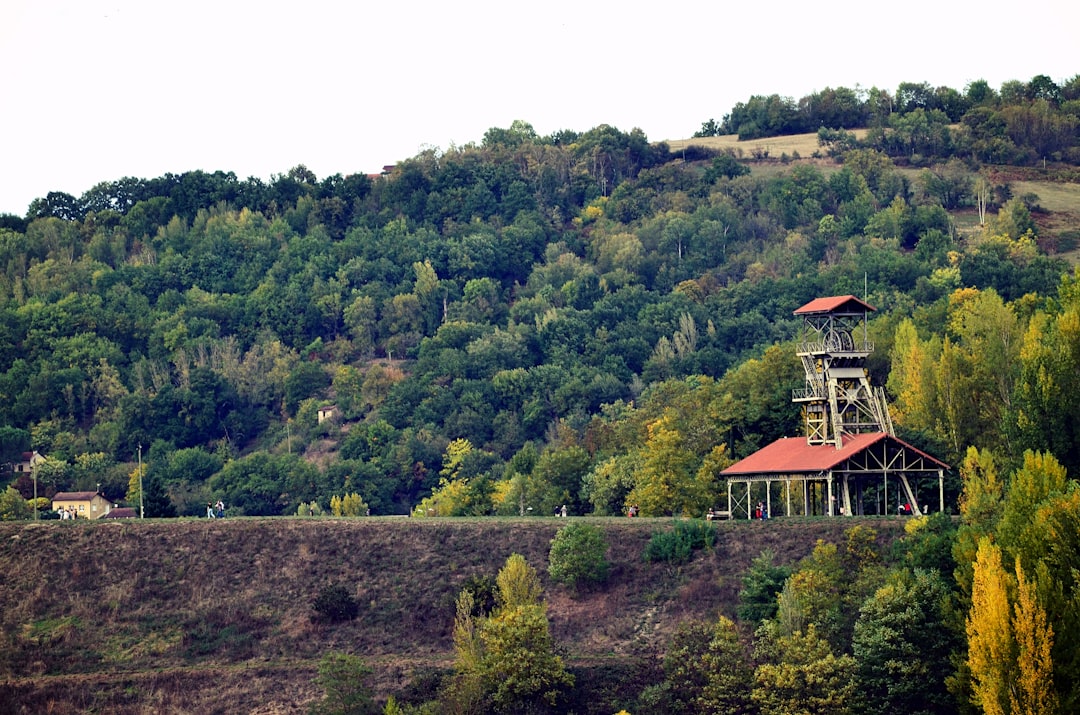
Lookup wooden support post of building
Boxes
[938,468,944,513]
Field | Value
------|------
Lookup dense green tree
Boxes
[852,569,959,715]
[209,452,320,516]
[548,522,610,590]
[142,471,177,518]
[737,549,792,625]
[753,624,857,715]
[1013,271,1080,473]
[640,616,754,714]
[310,652,378,715]
[284,361,330,415]
[0,425,30,465]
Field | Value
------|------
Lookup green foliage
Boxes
[752,624,858,715]
[0,484,30,520]
[643,519,717,564]
[852,569,959,715]
[479,603,575,713]
[331,492,369,517]
[209,452,321,516]
[312,583,359,624]
[0,79,1077,544]
[142,471,177,518]
[641,615,754,714]
[997,450,1069,572]
[768,531,888,654]
[0,426,30,463]
[460,573,498,618]
[737,549,792,624]
[297,500,325,517]
[310,652,378,715]
[548,522,610,590]
[448,554,574,714]
[893,511,958,576]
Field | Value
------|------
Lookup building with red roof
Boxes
[720,296,948,518]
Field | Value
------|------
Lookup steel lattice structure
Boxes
[720,296,948,518]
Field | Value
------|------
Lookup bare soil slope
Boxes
[0,516,908,713]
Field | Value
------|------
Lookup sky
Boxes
[1,0,1077,217]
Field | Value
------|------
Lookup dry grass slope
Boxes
[0,516,908,714]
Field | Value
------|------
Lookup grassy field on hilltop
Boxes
[669,131,1080,262]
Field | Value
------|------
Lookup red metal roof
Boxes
[721,432,947,475]
[794,295,876,315]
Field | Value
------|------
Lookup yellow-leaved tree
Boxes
[952,447,1004,600]
[886,318,939,429]
[329,492,368,517]
[966,537,1015,715]
[625,376,732,517]
[412,438,475,517]
[1011,560,1057,715]
[446,553,573,713]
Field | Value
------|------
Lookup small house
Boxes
[317,405,337,424]
[51,491,112,520]
[12,450,44,475]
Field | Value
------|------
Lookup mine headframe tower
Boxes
[792,295,893,447]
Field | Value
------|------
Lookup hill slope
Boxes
[0,516,908,713]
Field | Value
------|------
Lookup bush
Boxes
[312,583,359,624]
[330,492,368,516]
[297,501,325,517]
[310,652,378,715]
[643,520,716,564]
[460,573,498,617]
[549,523,610,590]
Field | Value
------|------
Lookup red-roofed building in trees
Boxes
[721,296,948,518]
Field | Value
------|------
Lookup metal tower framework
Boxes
[720,296,948,518]
[793,296,892,446]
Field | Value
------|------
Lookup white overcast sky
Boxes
[1,0,1077,216]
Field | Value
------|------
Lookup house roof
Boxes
[52,491,101,501]
[793,295,876,315]
[721,432,948,476]
[102,507,136,519]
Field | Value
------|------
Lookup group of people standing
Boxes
[206,500,225,518]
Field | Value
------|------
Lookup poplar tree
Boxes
[1011,560,1057,715]
[953,447,1004,600]
[966,537,1015,715]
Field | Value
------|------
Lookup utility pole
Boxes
[138,443,144,519]
[32,456,38,521]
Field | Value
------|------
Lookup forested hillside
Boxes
[3,73,1080,713]
[2,75,1079,521]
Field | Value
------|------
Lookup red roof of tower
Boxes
[794,295,876,315]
